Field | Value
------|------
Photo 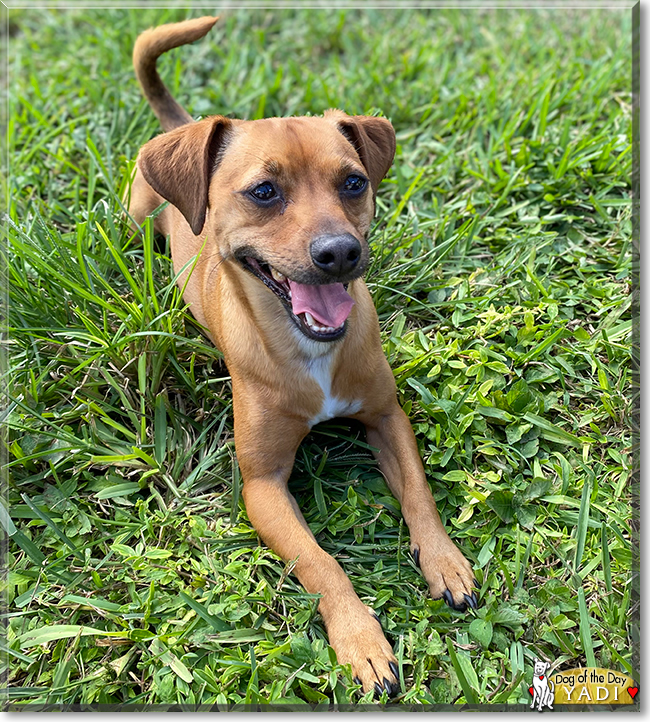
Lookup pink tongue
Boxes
[288,280,355,328]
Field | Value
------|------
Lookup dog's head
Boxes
[533,660,551,676]
[136,110,395,342]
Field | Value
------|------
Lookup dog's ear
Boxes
[137,116,232,235]
[337,115,396,192]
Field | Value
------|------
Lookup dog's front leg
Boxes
[233,395,399,695]
[360,402,476,609]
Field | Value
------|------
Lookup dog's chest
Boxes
[306,355,361,428]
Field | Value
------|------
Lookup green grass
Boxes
[3,6,635,708]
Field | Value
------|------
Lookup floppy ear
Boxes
[337,115,396,192]
[137,116,232,235]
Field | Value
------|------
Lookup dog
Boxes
[127,16,477,696]
[531,660,554,711]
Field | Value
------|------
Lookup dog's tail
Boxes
[133,16,219,132]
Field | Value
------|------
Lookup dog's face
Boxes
[137,110,395,342]
[533,660,550,676]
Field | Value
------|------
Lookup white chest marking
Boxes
[307,354,362,429]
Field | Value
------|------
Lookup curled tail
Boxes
[133,16,218,132]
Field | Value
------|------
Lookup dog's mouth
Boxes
[238,256,354,342]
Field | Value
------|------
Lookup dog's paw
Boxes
[328,605,399,697]
[412,537,477,611]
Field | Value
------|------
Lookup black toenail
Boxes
[473,577,479,588]
[389,661,399,679]
[442,589,453,607]
[354,676,362,686]
[451,593,467,611]
[464,593,477,609]
[372,612,381,624]
[374,682,383,698]
[384,677,399,696]
[471,591,479,607]
[413,547,420,568]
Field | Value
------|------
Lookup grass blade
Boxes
[178,592,231,632]
[20,625,123,649]
[573,479,591,572]
[577,587,596,668]
[446,637,477,704]
[601,522,612,593]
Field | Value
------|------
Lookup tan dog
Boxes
[128,16,477,696]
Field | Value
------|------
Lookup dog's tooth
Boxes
[270,267,286,283]
[304,312,316,328]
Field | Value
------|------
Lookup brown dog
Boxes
[128,16,477,696]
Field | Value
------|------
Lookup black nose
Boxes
[310,233,362,278]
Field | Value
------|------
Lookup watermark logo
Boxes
[528,664,638,707]
[529,659,554,711]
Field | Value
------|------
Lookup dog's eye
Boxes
[250,182,277,202]
[343,174,368,194]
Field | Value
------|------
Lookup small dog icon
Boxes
[530,659,554,711]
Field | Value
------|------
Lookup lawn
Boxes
[3,5,636,708]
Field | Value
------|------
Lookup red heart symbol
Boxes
[528,686,534,696]
[628,687,638,700]
[539,675,544,680]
